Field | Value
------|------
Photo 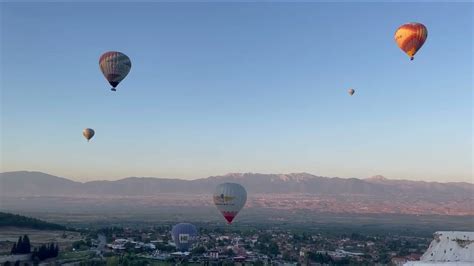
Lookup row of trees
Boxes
[11,235,31,254]
[308,251,333,264]
[32,243,59,261]
[10,234,59,262]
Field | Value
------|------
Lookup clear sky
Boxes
[1,2,472,182]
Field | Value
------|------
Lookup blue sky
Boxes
[1,2,472,182]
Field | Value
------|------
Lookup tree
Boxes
[13,235,31,254]
[33,243,59,261]
[15,236,23,254]
[72,240,87,250]
[282,251,293,261]
[308,252,332,264]
[269,242,279,255]
[22,235,31,253]
[32,255,40,266]
[38,244,48,260]
[32,243,58,261]
[334,257,351,265]
[224,248,234,256]
[55,244,59,257]
[378,253,391,264]
[49,243,56,257]
[124,242,135,251]
[191,246,206,255]
[121,258,130,266]
[10,243,17,254]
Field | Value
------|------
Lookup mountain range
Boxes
[1,171,472,202]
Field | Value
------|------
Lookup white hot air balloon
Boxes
[213,183,247,224]
[348,88,355,96]
[83,128,95,142]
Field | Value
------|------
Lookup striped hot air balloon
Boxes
[213,183,247,224]
[171,223,198,252]
[99,51,131,91]
[394,22,428,60]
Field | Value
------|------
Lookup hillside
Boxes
[0,212,67,230]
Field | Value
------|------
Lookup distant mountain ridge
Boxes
[1,171,472,201]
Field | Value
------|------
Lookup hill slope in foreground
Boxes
[1,171,473,216]
[0,212,67,231]
[0,212,81,257]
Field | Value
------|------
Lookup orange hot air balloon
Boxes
[394,22,428,60]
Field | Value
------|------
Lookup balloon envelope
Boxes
[213,183,247,224]
[348,89,355,96]
[83,128,95,142]
[171,223,198,252]
[394,22,427,60]
[99,51,131,89]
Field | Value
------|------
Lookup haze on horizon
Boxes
[1,3,472,183]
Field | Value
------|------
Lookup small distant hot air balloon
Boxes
[213,183,247,224]
[394,22,428,60]
[348,88,355,96]
[83,128,95,142]
[99,51,131,91]
[171,223,198,252]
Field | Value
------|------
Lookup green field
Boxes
[58,250,94,260]
[0,227,83,254]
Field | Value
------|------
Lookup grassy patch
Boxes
[58,250,94,260]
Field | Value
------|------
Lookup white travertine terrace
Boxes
[404,231,473,266]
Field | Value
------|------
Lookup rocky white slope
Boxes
[405,231,474,266]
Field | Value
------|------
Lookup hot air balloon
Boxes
[99,51,131,91]
[348,88,355,96]
[171,223,198,252]
[83,128,95,142]
[213,183,247,224]
[394,22,428,60]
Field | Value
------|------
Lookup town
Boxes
[1,212,470,265]
[62,225,430,265]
